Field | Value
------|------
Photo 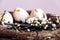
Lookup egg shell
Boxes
[30,8,47,21]
[2,11,13,24]
[13,8,29,22]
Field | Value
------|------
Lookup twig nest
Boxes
[0,12,3,22]
[2,10,13,24]
[13,8,29,22]
[30,8,47,21]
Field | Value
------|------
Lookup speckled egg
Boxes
[13,8,29,22]
[30,8,47,21]
[2,10,13,24]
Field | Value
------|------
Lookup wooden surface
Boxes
[0,28,60,40]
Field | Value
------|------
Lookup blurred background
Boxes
[0,0,60,15]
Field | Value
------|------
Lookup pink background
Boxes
[0,0,60,15]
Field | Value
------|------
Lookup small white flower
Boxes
[26,17,38,24]
[52,24,56,29]
[27,29,30,32]
[41,20,47,24]
[48,21,52,24]
[35,24,38,26]
[26,17,34,24]
[17,24,20,26]
[52,24,56,27]
[48,18,51,21]
[56,20,59,23]
[44,25,48,29]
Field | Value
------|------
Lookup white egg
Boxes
[13,8,29,22]
[30,8,47,21]
[2,10,13,24]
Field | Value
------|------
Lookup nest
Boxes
[0,11,60,40]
